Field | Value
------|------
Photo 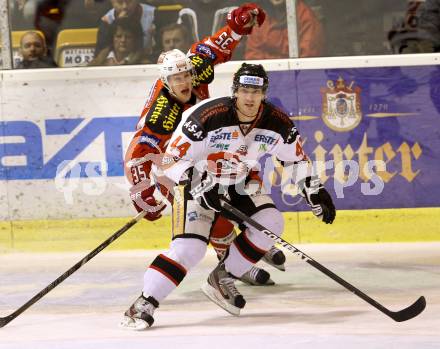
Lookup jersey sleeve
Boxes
[162,108,208,183]
[273,124,313,184]
[124,126,166,186]
[190,24,242,66]
[189,25,243,96]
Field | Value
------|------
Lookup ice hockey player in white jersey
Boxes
[121,63,336,329]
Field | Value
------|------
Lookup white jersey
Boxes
[163,96,311,185]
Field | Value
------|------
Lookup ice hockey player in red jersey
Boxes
[121,63,336,328]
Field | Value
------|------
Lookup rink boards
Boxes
[1,207,440,252]
[1,55,440,248]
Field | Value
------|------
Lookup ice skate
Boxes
[119,294,159,330]
[262,246,286,271]
[201,262,246,316]
[239,266,275,286]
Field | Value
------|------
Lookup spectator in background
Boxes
[61,0,112,29]
[9,0,64,54]
[84,0,111,14]
[16,31,57,68]
[160,23,191,53]
[89,17,149,66]
[245,0,324,59]
[419,1,440,114]
[419,0,440,52]
[95,0,154,59]
[9,0,111,30]
[387,0,436,54]
[9,0,47,28]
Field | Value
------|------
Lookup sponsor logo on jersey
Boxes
[210,130,238,143]
[190,54,215,86]
[163,102,181,132]
[149,95,168,124]
[254,134,278,145]
[321,77,362,132]
[183,119,205,140]
[194,44,217,60]
[148,94,181,132]
[210,143,230,150]
[138,133,160,147]
[200,103,228,121]
[258,143,267,152]
[210,132,231,142]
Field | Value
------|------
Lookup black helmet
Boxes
[232,63,269,93]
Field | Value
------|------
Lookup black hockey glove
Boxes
[300,176,336,224]
[189,172,223,212]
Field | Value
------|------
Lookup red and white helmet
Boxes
[157,49,193,90]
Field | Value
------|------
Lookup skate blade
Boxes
[240,277,275,286]
[119,316,149,331]
[201,281,241,316]
[263,257,286,271]
[273,264,286,272]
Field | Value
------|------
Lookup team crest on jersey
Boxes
[321,77,362,132]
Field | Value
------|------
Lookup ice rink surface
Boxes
[1,243,439,349]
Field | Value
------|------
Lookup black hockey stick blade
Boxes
[387,296,426,322]
[0,211,146,329]
[0,316,13,328]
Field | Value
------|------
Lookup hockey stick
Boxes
[220,200,426,322]
[0,211,146,328]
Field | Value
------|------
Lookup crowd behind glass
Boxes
[1,0,439,69]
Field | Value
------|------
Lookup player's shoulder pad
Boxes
[143,87,183,135]
[182,116,206,141]
[182,97,233,140]
[262,101,298,143]
[190,53,215,85]
[198,97,233,124]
